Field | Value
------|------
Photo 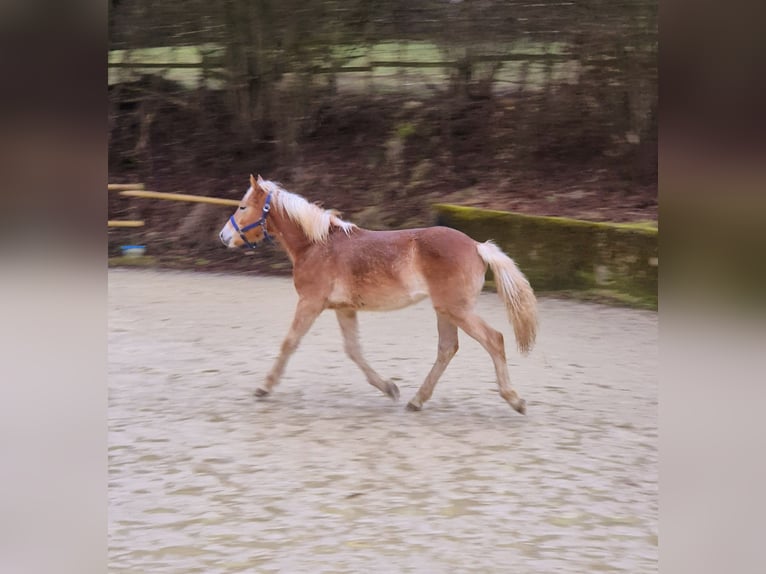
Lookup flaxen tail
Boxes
[476,241,538,355]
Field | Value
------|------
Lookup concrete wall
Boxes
[433,204,658,309]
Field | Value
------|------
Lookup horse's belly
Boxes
[365,289,429,311]
[328,277,429,311]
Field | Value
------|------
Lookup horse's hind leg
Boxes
[450,310,526,415]
[336,309,399,400]
[255,298,323,397]
[406,312,458,411]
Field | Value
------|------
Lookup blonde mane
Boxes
[256,179,357,243]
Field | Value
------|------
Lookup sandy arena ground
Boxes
[109,268,657,573]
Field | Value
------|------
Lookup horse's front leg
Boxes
[255,298,324,397]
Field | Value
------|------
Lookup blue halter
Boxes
[229,193,273,248]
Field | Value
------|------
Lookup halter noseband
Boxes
[228,193,274,248]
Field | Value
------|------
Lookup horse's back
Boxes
[332,226,479,270]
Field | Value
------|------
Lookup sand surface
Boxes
[109,268,657,573]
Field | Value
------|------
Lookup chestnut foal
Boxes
[220,175,537,414]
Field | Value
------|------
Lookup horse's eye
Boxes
[238,206,246,210]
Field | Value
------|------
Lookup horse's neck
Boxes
[270,209,314,263]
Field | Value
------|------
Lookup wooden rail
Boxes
[108,183,145,191]
[108,220,145,228]
[108,53,574,74]
[108,62,217,69]
[119,189,239,207]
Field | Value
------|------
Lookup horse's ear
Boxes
[249,173,258,189]
[257,174,265,187]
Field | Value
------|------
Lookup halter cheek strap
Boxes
[229,193,273,248]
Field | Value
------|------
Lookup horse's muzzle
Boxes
[219,228,234,247]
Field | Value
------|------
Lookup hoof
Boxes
[512,398,527,415]
[254,387,270,398]
[406,401,422,412]
[386,382,400,401]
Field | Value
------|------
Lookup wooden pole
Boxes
[119,189,239,207]
[108,220,145,227]
[108,183,145,191]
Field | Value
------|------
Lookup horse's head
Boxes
[219,174,275,249]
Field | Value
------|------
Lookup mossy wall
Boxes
[433,204,658,309]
